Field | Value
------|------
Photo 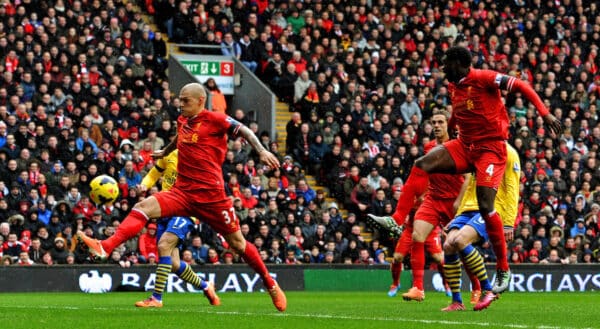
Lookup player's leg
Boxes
[389,228,411,297]
[414,143,459,174]
[473,142,510,293]
[447,212,482,303]
[404,217,435,301]
[369,167,430,229]
[225,230,287,311]
[423,225,449,297]
[78,195,163,260]
[135,223,176,308]
[166,217,220,306]
[465,264,482,304]
[204,200,286,312]
[441,228,465,311]
[389,252,404,297]
[171,246,220,306]
[448,221,498,311]
[448,222,493,290]
[477,185,510,288]
[430,251,451,297]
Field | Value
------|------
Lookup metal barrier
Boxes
[168,44,276,139]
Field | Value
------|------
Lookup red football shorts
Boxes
[394,225,442,255]
[394,226,413,255]
[444,139,507,189]
[154,187,239,235]
[414,195,456,227]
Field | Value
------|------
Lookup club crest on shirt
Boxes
[466,99,474,110]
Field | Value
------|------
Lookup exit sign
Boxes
[180,60,235,94]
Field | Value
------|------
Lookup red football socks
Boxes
[410,241,425,290]
[243,242,276,288]
[391,261,402,286]
[101,209,148,253]
[483,211,509,271]
[460,254,482,291]
[436,261,446,284]
[465,263,481,291]
[391,167,428,225]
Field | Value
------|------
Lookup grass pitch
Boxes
[0,291,597,329]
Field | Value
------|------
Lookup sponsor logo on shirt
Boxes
[180,132,199,143]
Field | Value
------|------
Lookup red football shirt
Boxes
[175,110,241,197]
[424,140,464,199]
[449,68,511,144]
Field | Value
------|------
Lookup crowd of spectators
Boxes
[1,0,600,268]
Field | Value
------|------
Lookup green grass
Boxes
[0,292,597,329]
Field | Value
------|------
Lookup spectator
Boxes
[539,249,567,264]
[28,237,45,264]
[2,232,26,261]
[138,223,158,262]
[50,236,69,264]
[238,34,258,73]
[350,176,375,221]
[399,94,422,125]
[17,251,34,266]
[188,236,209,264]
[119,160,142,189]
[204,78,227,113]
[277,63,298,105]
[295,179,316,204]
[571,217,587,238]
[72,196,96,222]
[0,0,594,266]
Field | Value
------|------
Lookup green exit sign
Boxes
[181,60,235,76]
[180,59,236,94]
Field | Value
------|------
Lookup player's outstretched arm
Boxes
[238,126,280,169]
[500,76,562,135]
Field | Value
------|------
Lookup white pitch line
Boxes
[0,305,593,329]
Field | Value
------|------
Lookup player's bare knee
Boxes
[431,253,443,264]
[443,240,455,254]
[454,233,470,250]
[414,157,428,172]
[411,231,426,243]
[478,203,494,217]
[393,253,404,263]
[158,240,171,255]
[132,203,151,218]
[228,238,246,253]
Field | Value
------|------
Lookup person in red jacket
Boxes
[138,222,158,262]
[72,196,97,222]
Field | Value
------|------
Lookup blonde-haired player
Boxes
[80,149,220,307]
[136,149,220,307]
[442,143,520,312]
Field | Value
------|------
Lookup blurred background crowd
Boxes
[0,0,599,267]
